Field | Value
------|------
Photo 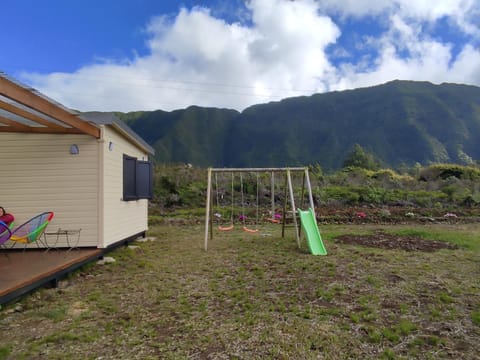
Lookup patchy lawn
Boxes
[0,223,479,359]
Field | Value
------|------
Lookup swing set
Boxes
[214,172,262,233]
[204,167,325,254]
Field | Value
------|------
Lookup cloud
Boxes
[449,45,480,84]
[24,0,341,111]
[319,0,480,34]
[332,10,480,91]
[21,0,480,112]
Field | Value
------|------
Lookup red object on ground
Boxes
[356,211,367,218]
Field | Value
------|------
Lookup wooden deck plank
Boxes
[0,249,102,303]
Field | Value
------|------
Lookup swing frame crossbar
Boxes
[204,167,315,251]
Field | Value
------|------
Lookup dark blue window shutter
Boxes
[123,155,137,200]
[136,160,153,199]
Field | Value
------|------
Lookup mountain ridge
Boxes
[117,80,480,169]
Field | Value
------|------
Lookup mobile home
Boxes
[0,73,154,249]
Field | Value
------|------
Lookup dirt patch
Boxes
[334,230,458,251]
[316,206,480,225]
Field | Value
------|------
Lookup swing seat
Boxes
[218,224,234,231]
[266,218,281,224]
[243,226,259,233]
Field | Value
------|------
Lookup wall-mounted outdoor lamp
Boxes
[108,141,114,151]
[70,144,79,155]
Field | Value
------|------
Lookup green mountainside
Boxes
[118,80,480,170]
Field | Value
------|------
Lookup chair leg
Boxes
[39,233,53,253]
[6,240,23,251]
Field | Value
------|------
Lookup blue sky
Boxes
[2,0,479,112]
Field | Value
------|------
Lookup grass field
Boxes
[0,223,479,359]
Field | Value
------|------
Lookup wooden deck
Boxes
[0,248,103,305]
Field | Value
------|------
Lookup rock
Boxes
[136,237,156,242]
[97,257,116,265]
[57,280,70,289]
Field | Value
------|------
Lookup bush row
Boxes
[150,163,480,210]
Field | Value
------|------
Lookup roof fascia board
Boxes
[0,76,100,138]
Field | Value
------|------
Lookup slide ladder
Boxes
[298,208,327,255]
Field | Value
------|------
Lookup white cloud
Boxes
[333,13,480,91]
[23,0,341,111]
[317,0,392,17]
[449,45,480,84]
[319,0,480,35]
[21,0,480,112]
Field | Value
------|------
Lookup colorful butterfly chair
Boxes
[9,212,54,249]
[0,220,12,246]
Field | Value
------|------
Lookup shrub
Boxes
[357,186,387,203]
[320,186,360,205]
[342,144,381,170]
[419,164,480,181]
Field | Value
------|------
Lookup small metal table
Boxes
[44,228,81,251]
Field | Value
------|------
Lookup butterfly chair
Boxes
[0,220,12,246]
[9,212,54,249]
[0,221,13,258]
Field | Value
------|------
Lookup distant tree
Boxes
[309,163,323,179]
[412,162,422,176]
[342,144,380,170]
[457,148,474,165]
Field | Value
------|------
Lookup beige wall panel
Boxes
[0,133,99,248]
[100,127,149,247]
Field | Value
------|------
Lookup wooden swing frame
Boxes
[204,167,315,251]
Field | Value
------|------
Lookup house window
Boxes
[123,155,153,201]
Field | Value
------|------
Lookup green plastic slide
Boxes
[298,208,327,255]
